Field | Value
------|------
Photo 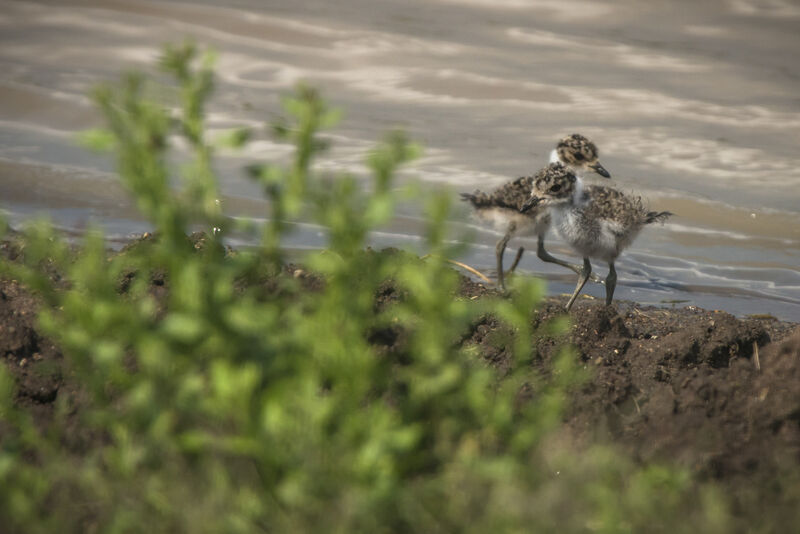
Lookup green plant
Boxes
[0,43,729,533]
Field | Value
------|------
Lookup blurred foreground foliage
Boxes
[0,43,730,533]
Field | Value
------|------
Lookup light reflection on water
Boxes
[0,0,798,319]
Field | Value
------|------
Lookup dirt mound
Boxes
[535,299,798,479]
[464,292,799,519]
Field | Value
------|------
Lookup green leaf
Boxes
[320,107,342,129]
[162,312,204,343]
[77,128,116,151]
[214,127,252,149]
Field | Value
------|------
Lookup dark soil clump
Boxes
[533,300,796,476]
[0,279,61,411]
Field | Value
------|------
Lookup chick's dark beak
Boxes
[521,196,541,213]
[590,162,611,178]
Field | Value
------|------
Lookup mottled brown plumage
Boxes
[461,175,534,212]
[554,133,610,178]
[581,186,649,229]
[557,133,598,164]
[530,161,576,193]
[531,169,668,236]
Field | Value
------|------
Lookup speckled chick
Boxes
[461,175,547,290]
[522,162,671,310]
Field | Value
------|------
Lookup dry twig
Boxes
[753,341,761,372]
[421,254,492,285]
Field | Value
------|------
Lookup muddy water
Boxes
[1,0,799,319]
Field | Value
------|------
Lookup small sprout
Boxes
[77,128,116,152]
[215,127,252,149]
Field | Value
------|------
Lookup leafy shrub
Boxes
[0,43,728,533]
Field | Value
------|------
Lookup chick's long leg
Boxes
[536,236,604,284]
[565,257,592,312]
[605,261,617,306]
[508,247,525,273]
[495,225,514,291]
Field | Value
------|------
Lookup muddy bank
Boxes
[466,288,800,523]
[474,297,798,469]
[1,239,799,521]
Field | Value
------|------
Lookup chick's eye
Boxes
[550,183,561,192]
